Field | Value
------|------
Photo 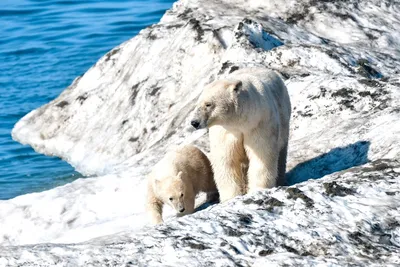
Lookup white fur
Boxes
[146,145,216,225]
[192,68,291,202]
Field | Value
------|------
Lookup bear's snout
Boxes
[191,120,200,129]
[179,207,185,213]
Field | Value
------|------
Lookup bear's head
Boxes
[191,79,243,129]
[155,171,188,214]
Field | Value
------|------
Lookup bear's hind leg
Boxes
[277,143,288,186]
[206,191,220,203]
[244,130,279,193]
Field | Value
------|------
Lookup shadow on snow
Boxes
[286,140,370,185]
[196,140,370,212]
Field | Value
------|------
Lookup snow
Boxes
[1,161,400,266]
[2,0,400,265]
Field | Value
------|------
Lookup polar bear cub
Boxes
[191,67,291,202]
[146,145,217,225]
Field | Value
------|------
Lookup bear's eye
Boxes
[205,102,212,108]
[169,197,173,201]
[180,193,184,197]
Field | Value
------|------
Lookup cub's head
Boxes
[155,171,187,214]
[191,79,242,129]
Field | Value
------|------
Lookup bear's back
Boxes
[174,145,214,192]
[230,67,291,118]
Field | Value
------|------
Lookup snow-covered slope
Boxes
[2,0,400,265]
[1,160,400,266]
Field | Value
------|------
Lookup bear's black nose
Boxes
[179,208,185,213]
[191,120,200,129]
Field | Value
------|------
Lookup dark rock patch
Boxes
[218,62,239,74]
[76,94,88,104]
[281,244,299,255]
[147,31,158,40]
[258,249,273,256]
[244,197,284,212]
[357,59,382,79]
[105,48,120,62]
[165,24,183,30]
[331,88,356,110]
[279,71,291,79]
[326,50,355,74]
[67,217,77,226]
[128,137,139,142]
[130,83,140,105]
[371,160,391,171]
[323,181,355,197]
[286,188,314,208]
[229,245,241,255]
[296,110,313,117]
[365,32,378,40]
[238,214,252,225]
[149,86,161,96]
[188,18,204,42]
[56,101,69,108]
[223,226,245,237]
[236,19,250,39]
[331,88,354,99]
[177,8,193,20]
[121,119,129,126]
[360,159,395,173]
[264,198,284,212]
[332,12,357,22]
[243,198,263,205]
[186,242,210,250]
[387,219,400,229]
[347,231,378,255]
[358,79,383,88]
[229,66,239,73]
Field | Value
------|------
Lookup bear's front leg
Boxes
[244,129,279,193]
[209,126,247,202]
[147,200,164,225]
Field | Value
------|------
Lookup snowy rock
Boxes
[2,0,400,265]
[1,160,400,266]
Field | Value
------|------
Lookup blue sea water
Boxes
[0,0,174,200]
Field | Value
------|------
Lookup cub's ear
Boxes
[230,80,242,93]
[154,179,161,187]
[177,171,183,179]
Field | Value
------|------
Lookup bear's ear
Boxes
[177,171,183,180]
[154,179,161,187]
[230,80,242,93]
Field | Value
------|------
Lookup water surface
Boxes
[0,0,174,199]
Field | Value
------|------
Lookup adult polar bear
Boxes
[191,68,291,202]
